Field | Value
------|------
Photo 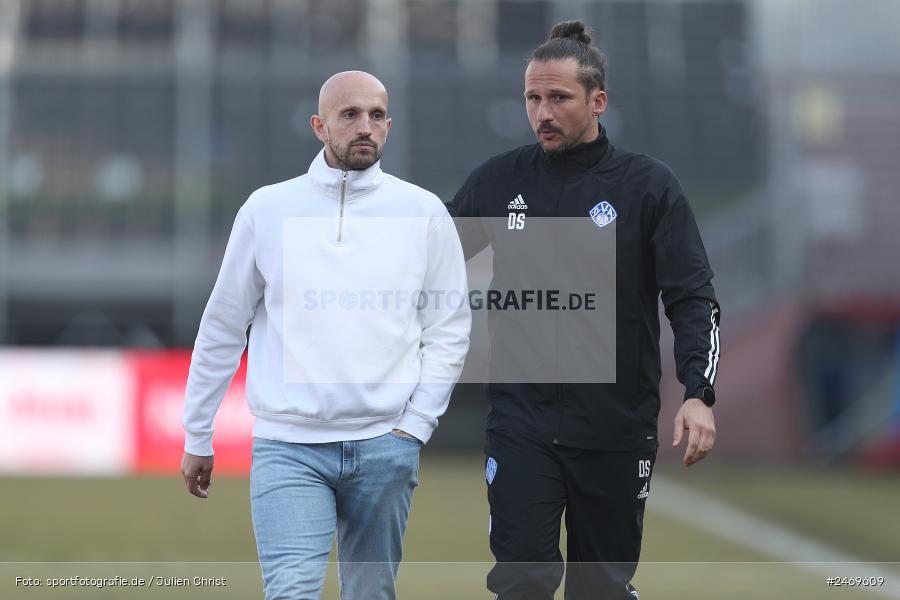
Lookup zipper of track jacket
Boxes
[337,170,348,243]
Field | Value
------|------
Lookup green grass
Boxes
[2,455,898,599]
[661,464,900,563]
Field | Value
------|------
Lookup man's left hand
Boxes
[672,398,716,467]
[391,428,421,442]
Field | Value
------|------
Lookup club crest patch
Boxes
[486,457,498,485]
[589,200,617,228]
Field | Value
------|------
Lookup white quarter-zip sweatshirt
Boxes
[182,149,471,455]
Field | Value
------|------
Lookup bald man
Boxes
[312,71,389,171]
[181,71,471,600]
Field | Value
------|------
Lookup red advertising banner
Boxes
[0,350,135,475]
[132,351,253,475]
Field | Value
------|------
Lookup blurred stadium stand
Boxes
[0,0,762,346]
[0,0,898,463]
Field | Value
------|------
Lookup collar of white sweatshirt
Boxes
[310,147,384,195]
[182,149,471,455]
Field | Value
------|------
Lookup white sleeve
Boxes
[182,207,264,456]
[395,210,472,443]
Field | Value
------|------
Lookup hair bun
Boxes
[549,20,592,44]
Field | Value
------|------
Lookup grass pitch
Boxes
[2,454,898,599]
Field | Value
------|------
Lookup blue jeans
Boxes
[250,433,421,600]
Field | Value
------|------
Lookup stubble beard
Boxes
[537,120,595,156]
[540,136,576,156]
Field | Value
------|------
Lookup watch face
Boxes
[702,387,716,407]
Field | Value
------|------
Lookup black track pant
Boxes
[485,429,656,600]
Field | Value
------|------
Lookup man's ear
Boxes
[591,90,608,118]
[385,116,392,138]
[310,114,328,143]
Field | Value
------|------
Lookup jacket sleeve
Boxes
[446,171,490,260]
[651,176,721,402]
[182,205,265,455]
[395,209,472,443]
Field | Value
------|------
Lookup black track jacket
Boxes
[449,126,720,451]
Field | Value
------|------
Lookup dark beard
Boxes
[331,140,381,171]
[536,121,594,156]
[540,138,578,156]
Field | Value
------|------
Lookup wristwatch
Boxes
[699,386,716,407]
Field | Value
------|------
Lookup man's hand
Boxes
[391,428,421,442]
[181,452,214,498]
[673,398,716,467]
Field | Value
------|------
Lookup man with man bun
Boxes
[450,21,721,600]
